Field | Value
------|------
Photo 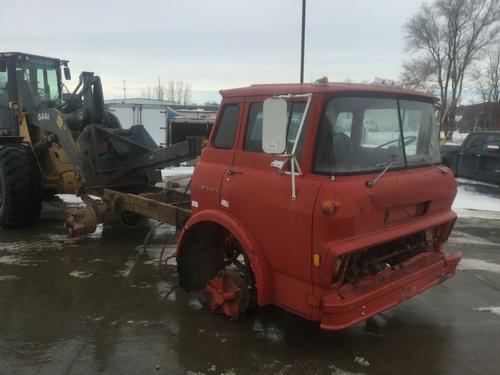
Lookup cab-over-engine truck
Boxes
[170,82,462,329]
[0,52,462,330]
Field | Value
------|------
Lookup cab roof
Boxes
[220,82,437,101]
[0,52,66,65]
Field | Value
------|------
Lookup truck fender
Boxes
[177,209,272,305]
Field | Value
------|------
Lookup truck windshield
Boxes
[314,96,440,174]
[15,60,61,112]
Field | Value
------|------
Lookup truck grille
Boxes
[336,230,435,285]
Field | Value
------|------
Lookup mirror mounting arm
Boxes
[290,155,302,200]
[286,93,312,200]
[278,154,303,200]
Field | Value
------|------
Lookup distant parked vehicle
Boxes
[441,131,500,185]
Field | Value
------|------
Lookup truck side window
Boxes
[244,101,308,156]
[464,135,484,151]
[244,103,264,152]
[486,134,500,143]
[287,102,309,156]
[399,100,440,165]
[213,104,240,149]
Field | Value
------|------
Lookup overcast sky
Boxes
[1,0,425,102]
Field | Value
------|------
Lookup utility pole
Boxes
[123,80,126,99]
[158,77,162,100]
[300,0,306,84]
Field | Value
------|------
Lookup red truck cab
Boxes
[177,82,462,330]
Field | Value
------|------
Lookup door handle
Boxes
[226,168,243,175]
[475,154,481,157]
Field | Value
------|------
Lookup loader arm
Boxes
[28,108,203,191]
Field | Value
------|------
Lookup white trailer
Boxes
[105,99,175,146]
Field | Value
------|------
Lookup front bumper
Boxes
[320,251,462,330]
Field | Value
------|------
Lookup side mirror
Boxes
[63,66,71,81]
[0,61,6,73]
[262,98,288,154]
[486,144,500,153]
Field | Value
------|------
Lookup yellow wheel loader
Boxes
[0,52,201,229]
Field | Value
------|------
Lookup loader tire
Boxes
[0,144,42,228]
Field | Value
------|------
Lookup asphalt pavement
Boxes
[0,183,499,375]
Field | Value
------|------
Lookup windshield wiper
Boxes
[365,161,397,188]
[417,157,449,174]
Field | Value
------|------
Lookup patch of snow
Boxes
[0,255,21,265]
[353,357,370,367]
[69,270,93,279]
[0,239,66,253]
[0,254,44,267]
[458,258,500,274]
[130,282,152,289]
[56,194,102,207]
[161,166,194,182]
[452,131,469,144]
[188,298,203,310]
[113,258,135,278]
[473,306,500,316]
[0,275,20,281]
[453,184,500,219]
[329,364,366,375]
[57,194,84,206]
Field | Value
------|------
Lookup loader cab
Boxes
[0,52,67,135]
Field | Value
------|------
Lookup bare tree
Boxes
[153,77,166,101]
[167,81,176,103]
[165,81,192,104]
[182,84,192,105]
[141,86,154,100]
[143,79,192,104]
[471,46,500,128]
[401,0,500,138]
[142,80,166,101]
[400,57,438,91]
[472,65,492,102]
[477,47,500,103]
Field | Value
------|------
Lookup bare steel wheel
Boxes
[205,234,257,319]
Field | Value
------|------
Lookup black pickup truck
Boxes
[441,131,500,185]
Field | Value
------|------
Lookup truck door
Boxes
[458,134,486,180]
[479,134,500,184]
[220,98,321,317]
[191,102,242,211]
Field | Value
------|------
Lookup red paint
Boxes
[206,271,242,320]
[179,83,462,330]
